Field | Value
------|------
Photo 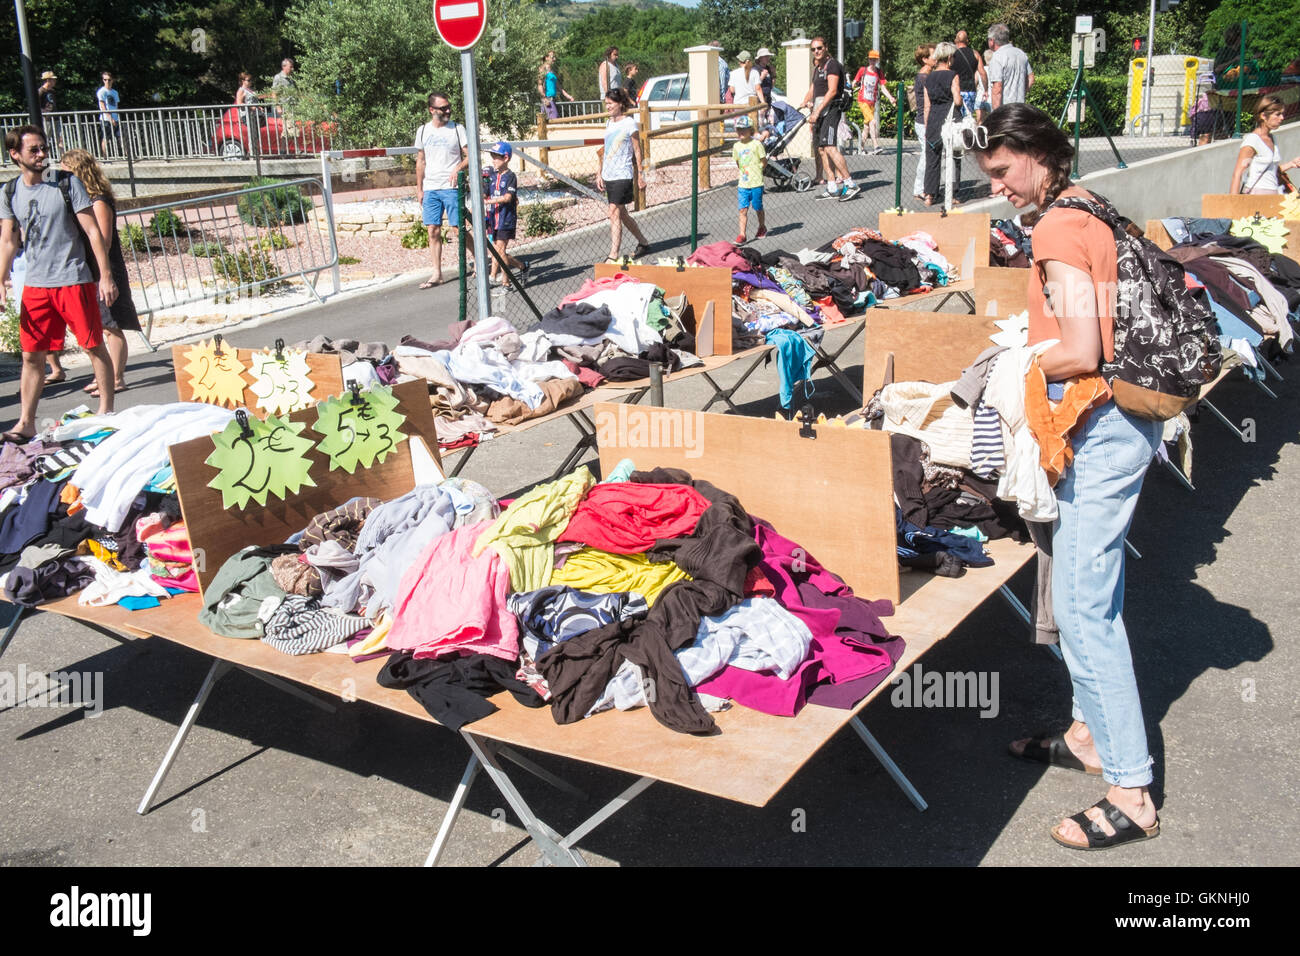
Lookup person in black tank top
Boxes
[951,30,986,120]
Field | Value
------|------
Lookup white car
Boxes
[637,72,788,130]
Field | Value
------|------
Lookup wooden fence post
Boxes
[537,111,549,171]
[636,99,651,210]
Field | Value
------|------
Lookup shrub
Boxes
[1027,72,1130,136]
[338,254,361,265]
[212,246,283,294]
[121,223,148,253]
[149,208,184,238]
[523,201,563,238]
[256,231,293,251]
[191,241,227,257]
[236,177,309,227]
[0,298,19,353]
[400,219,429,249]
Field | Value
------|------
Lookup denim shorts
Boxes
[737,186,764,210]
[422,188,460,227]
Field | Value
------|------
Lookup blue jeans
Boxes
[1051,400,1161,788]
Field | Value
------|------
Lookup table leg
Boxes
[138,659,231,815]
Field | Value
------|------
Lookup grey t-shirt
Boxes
[0,174,94,288]
[987,43,1032,105]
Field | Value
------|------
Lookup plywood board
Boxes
[593,263,733,355]
[1201,193,1284,219]
[878,210,991,282]
[172,345,345,412]
[171,378,438,598]
[1145,219,1176,250]
[864,311,1001,395]
[593,402,899,604]
[973,265,1030,318]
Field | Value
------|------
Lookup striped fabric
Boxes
[970,401,1005,479]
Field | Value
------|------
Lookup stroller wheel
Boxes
[793,171,814,192]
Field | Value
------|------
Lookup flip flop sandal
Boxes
[419,278,442,289]
[45,373,66,384]
[2,431,33,445]
[1010,732,1103,775]
[1051,798,1159,851]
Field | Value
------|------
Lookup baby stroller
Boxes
[762,103,814,192]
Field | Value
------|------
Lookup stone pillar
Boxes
[685,44,720,190]
[783,38,814,159]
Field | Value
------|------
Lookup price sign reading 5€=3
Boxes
[314,385,408,473]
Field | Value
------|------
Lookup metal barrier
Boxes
[116,176,339,342]
[552,99,605,121]
[3,104,341,165]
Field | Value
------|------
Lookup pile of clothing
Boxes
[366,279,702,452]
[200,465,905,735]
[0,403,225,607]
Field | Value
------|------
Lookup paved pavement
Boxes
[3,130,1294,868]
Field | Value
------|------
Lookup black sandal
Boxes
[1051,798,1159,851]
[1010,732,1102,775]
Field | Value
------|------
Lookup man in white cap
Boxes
[38,71,59,155]
[728,51,763,107]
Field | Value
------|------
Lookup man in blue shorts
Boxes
[414,92,470,288]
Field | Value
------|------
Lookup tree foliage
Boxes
[283,0,560,148]
[0,0,295,113]
[1203,0,1300,71]
[559,4,706,99]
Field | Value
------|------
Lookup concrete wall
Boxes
[964,122,1300,223]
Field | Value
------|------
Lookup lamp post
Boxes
[14,0,42,127]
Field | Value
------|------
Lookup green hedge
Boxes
[1027,72,1130,136]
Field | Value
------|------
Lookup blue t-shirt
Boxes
[544,71,559,98]
[488,169,518,232]
[97,86,119,121]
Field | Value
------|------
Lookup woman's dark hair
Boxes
[972,103,1076,204]
[239,71,252,85]
[1255,94,1285,124]
[605,87,633,110]
[605,46,618,59]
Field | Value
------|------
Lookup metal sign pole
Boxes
[460,50,491,322]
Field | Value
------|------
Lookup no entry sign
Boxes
[434,0,487,50]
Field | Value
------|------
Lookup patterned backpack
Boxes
[1045,192,1222,421]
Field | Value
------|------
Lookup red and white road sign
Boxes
[433,0,487,51]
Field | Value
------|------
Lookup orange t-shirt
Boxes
[1027,187,1117,363]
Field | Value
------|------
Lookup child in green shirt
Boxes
[732,116,767,243]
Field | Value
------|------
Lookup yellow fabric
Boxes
[549,547,691,606]
[349,611,392,659]
[86,539,127,572]
[472,465,596,593]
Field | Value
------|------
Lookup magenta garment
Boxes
[695,518,903,716]
[151,568,198,592]
[687,240,749,271]
[386,521,519,662]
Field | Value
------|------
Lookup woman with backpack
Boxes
[59,149,138,395]
[970,104,1164,851]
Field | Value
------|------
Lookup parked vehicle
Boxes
[637,73,788,130]
[211,106,336,160]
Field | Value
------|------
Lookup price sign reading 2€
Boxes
[314,384,408,473]
[183,337,246,407]
[206,410,318,509]
[249,340,315,416]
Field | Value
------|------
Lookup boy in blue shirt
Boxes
[731,116,767,243]
[483,141,529,288]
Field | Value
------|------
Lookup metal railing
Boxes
[552,99,605,120]
[116,176,339,340]
[3,104,341,165]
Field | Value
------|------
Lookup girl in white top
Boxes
[1230,95,1300,194]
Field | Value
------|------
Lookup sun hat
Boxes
[756,48,773,60]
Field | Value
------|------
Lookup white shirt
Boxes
[415,121,468,191]
[1240,132,1283,193]
[601,116,639,181]
[728,67,761,105]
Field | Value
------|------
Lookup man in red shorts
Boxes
[0,125,117,443]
